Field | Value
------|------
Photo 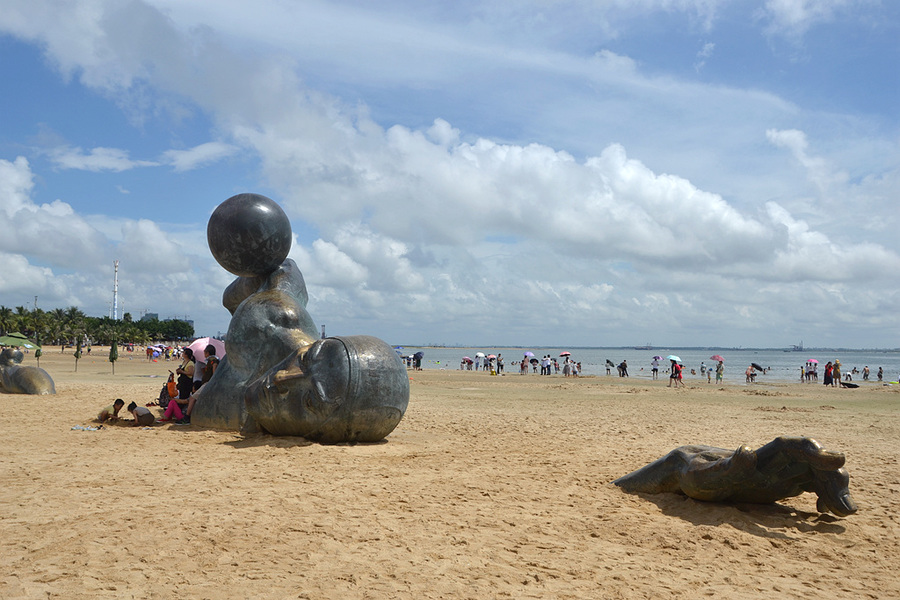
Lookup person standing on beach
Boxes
[668,360,684,387]
[175,348,195,400]
[877,367,883,381]
[863,366,869,381]
[651,357,659,380]
[832,360,841,386]
[716,361,723,383]
[497,354,503,373]
[823,362,834,387]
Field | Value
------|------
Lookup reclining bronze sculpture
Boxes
[613,436,857,517]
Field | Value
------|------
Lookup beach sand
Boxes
[1,348,898,599]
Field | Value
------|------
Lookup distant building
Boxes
[141,312,159,322]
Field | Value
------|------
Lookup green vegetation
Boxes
[0,305,194,347]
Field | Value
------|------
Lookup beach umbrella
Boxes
[462,356,473,363]
[560,351,571,356]
[652,355,662,360]
[666,355,682,363]
[807,358,819,364]
[606,359,615,367]
[487,354,496,359]
[709,354,725,362]
[475,352,486,358]
[187,337,226,359]
[529,358,539,364]
[523,351,535,357]
[413,351,425,359]
[0,332,40,349]
[751,362,765,371]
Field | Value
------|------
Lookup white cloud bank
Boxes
[0,0,897,347]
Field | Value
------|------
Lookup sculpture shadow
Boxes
[221,433,390,449]
[630,491,847,539]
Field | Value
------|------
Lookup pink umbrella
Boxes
[487,354,496,359]
[807,358,819,364]
[187,337,226,359]
[710,354,725,362]
[560,351,571,356]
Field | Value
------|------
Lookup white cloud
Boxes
[49,146,158,172]
[761,0,857,37]
[162,141,239,172]
[766,128,849,195]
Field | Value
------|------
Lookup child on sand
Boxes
[127,401,155,427]
[98,398,125,422]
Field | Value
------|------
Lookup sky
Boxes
[0,0,897,349]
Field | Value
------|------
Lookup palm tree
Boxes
[0,306,13,335]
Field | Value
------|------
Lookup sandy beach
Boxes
[1,347,898,599]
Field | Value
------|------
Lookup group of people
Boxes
[96,343,220,426]
[97,398,154,426]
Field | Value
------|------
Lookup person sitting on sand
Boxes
[159,381,201,423]
[127,401,155,427]
[98,398,125,422]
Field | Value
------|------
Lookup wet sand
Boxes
[1,348,898,599]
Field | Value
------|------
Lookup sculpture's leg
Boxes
[613,446,729,494]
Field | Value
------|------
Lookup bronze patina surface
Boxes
[0,348,56,395]
[613,436,857,517]
[193,193,409,443]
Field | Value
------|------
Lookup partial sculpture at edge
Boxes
[0,348,56,395]
[191,193,409,443]
[613,436,857,517]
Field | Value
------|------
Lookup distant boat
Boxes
[791,341,804,352]
[633,343,654,350]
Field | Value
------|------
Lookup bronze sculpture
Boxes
[192,193,409,443]
[0,348,56,395]
[613,436,857,517]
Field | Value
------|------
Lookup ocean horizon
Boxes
[393,345,900,384]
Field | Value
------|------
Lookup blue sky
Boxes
[0,0,897,348]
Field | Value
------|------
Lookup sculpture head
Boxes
[0,348,24,366]
[245,335,409,443]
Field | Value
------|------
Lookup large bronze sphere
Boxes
[207,193,293,277]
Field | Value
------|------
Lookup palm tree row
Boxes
[0,305,194,348]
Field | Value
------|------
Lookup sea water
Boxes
[397,346,900,384]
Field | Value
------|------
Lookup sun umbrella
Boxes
[751,362,765,371]
[560,351,571,356]
[529,358,539,364]
[709,354,725,362]
[0,333,40,349]
[187,337,226,359]
[652,355,662,360]
[475,352,486,358]
[666,355,682,363]
[487,354,496,359]
[523,351,535,357]
[807,358,819,364]
[462,356,473,363]
[413,351,425,359]
[606,359,615,366]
